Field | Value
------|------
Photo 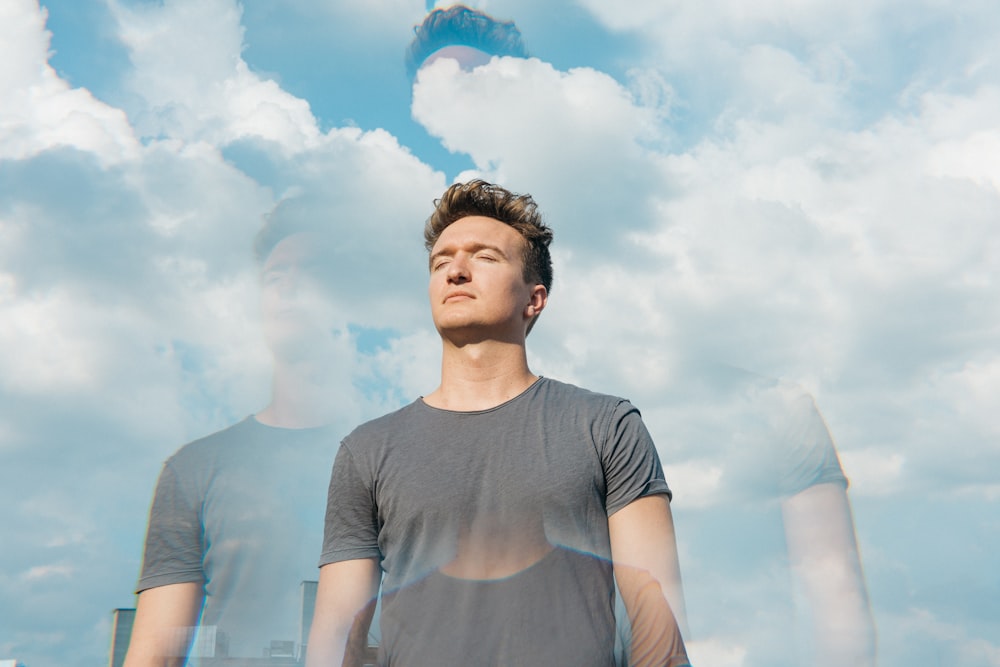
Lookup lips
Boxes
[443,291,474,303]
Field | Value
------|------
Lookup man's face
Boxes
[260,231,339,359]
[428,216,544,341]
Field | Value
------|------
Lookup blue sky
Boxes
[1,1,998,666]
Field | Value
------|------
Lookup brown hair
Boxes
[405,5,528,79]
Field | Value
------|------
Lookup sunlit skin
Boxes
[783,482,877,667]
[256,231,346,428]
[428,215,542,343]
[259,231,336,358]
[423,215,547,411]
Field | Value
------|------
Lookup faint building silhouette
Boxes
[108,608,136,667]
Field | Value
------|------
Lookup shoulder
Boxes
[342,400,424,448]
[531,379,648,449]
[164,416,263,470]
[169,416,259,462]
[534,377,631,410]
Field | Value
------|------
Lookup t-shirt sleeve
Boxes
[602,400,671,516]
[319,442,382,567]
[777,391,848,497]
[136,460,205,593]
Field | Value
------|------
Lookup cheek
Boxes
[259,287,279,314]
[428,271,446,295]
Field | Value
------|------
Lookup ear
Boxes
[524,284,548,319]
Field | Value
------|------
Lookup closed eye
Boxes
[263,269,287,286]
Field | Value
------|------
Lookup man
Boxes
[306,180,689,667]
[124,196,353,666]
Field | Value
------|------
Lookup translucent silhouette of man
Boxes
[655,362,877,667]
[306,180,689,667]
[124,196,351,666]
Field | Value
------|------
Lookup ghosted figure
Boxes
[306,181,690,667]
[124,196,352,666]
[405,4,528,77]
[659,363,877,667]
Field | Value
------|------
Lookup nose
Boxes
[447,254,470,284]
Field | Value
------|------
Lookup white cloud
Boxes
[879,607,1000,667]
[685,638,748,667]
[838,449,906,497]
[110,0,320,149]
[412,56,667,247]
[2,0,998,665]
[662,460,724,509]
[0,0,138,164]
[22,564,75,581]
[0,286,115,395]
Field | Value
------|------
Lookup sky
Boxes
[1,0,998,665]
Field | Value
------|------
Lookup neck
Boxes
[256,359,342,428]
[423,338,537,411]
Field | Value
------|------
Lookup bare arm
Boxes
[608,494,690,667]
[305,558,381,667]
[782,482,877,667]
[122,582,203,667]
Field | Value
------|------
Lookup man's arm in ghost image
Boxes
[782,482,877,667]
[122,582,203,667]
[305,558,380,667]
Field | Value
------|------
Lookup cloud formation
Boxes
[1,0,997,665]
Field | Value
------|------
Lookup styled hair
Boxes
[425,180,553,303]
[405,5,528,78]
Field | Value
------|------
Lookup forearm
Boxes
[795,550,877,667]
[341,597,377,667]
[609,495,690,666]
[305,559,380,667]
[783,483,877,667]
[122,583,203,667]
[615,565,690,667]
[609,495,689,632]
[306,606,373,667]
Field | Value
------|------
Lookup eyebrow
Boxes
[429,242,509,265]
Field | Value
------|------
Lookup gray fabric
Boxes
[137,417,339,660]
[320,377,670,667]
[381,547,616,667]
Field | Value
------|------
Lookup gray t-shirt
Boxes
[138,417,340,660]
[321,378,671,666]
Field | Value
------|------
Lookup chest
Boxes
[367,415,612,569]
